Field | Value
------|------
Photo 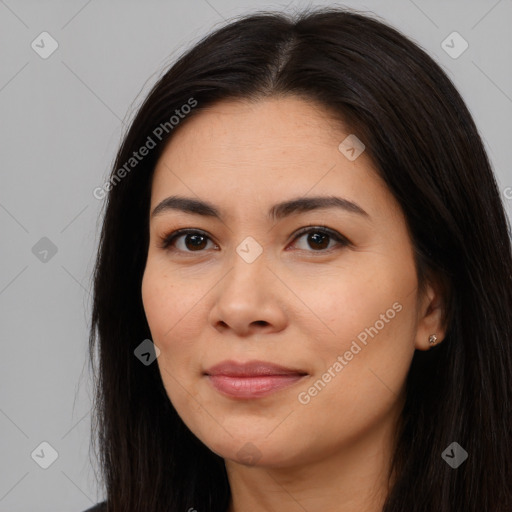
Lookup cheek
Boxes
[300,251,418,387]
[292,298,416,453]
[142,262,198,341]
[299,260,409,339]
[141,262,211,394]
[141,265,194,387]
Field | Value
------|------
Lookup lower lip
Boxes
[206,374,306,399]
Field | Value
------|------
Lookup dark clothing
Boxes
[83,503,106,512]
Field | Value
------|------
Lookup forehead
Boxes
[164,96,347,154]
[149,96,397,223]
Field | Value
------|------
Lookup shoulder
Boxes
[83,502,106,512]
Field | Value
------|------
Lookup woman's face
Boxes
[141,96,444,468]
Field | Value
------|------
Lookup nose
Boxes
[208,249,288,337]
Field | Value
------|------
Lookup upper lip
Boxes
[204,360,308,377]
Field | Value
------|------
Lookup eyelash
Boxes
[158,225,351,256]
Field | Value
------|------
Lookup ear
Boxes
[414,275,448,351]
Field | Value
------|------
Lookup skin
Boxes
[141,96,447,512]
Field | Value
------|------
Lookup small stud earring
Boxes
[429,334,438,345]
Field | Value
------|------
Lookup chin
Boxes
[195,430,302,468]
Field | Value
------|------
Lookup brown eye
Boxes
[160,229,216,252]
[302,231,330,250]
[159,226,350,255]
[291,226,350,253]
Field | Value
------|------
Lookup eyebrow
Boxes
[151,195,370,221]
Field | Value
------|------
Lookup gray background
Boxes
[0,0,511,510]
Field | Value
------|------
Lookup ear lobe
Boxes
[414,276,449,351]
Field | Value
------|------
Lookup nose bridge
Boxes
[226,236,270,292]
[209,237,278,330]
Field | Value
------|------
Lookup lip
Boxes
[205,360,307,377]
[204,360,308,399]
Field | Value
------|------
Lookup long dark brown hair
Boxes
[88,6,512,511]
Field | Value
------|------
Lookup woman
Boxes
[86,6,512,511]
